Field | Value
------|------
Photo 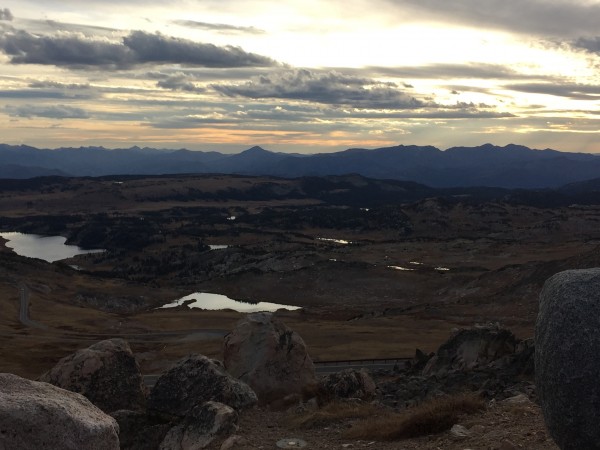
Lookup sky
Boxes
[1,1,600,153]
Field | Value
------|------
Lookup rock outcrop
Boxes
[319,369,376,401]
[0,373,119,450]
[40,338,146,413]
[536,268,600,450]
[148,354,257,418]
[159,401,238,450]
[378,325,535,409]
[423,325,519,376]
[223,312,317,404]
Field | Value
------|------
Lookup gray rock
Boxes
[0,373,119,450]
[224,312,317,404]
[536,268,600,450]
[148,354,256,418]
[160,401,238,450]
[423,326,518,376]
[39,338,146,413]
[319,369,376,401]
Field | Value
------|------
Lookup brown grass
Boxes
[287,401,382,429]
[344,393,485,441]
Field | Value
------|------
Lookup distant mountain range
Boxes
[1,143,600,188]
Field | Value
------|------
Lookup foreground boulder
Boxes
[319,369,376,401]
[536,268,600,450]
[148,355,257,417]
[0,373,119,450]
[224,312,317,404]
[159,401,238,450]
[423,325,519,376]
[40,338,146,413]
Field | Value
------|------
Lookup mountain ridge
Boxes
[1,143,599,188]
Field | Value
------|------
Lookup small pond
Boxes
[160,292,301,313]
[0,232,105,263]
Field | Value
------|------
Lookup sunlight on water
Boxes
[160,292,301,313]
[317,237,352,245]
[0,232,105,263]
[388,265,415,271]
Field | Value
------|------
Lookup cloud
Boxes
[572,36,600,54]
[0,29,277,69]
[0,89,89,99]
[28,80,91,89]
[5,104,89,119]
[0,8,12,21]
[505,82,600,100]
[361,63,541,80]
[383,0,600,38]
[173,20,265,34]
[213,69,426,109]
[123,30,275,67]
[156,73,205,92]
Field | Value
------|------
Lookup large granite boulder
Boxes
[148,354,257,418]
[536,268,600,450]
[40,338,146,413]
[0,373,119,450]
[223,312,317,404]
[319,369,376,401]
[423,326,519,376]
[159,401,238,450]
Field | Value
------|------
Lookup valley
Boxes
[1,173,599,379]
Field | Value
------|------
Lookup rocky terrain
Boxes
[0,313,559,449]
[1,172,599,448]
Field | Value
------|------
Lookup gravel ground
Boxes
[205,396,558,449]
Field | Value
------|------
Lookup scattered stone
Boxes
[501,393,530,405]
[148,354,257,418]
[39,338,146,413]
[497,439,517,450]
[160,401,238,450]
[536,268,600,450]
[275,438,308,448]
[220,435,248,450]
[319,369,376,401]
[450,424,471,440]
[224,312,317,404]
[0,373,119,450]
[111,409,171,450]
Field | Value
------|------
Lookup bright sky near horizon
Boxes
[1,1,600,153]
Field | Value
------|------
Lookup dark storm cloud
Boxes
[0,8,12,21]
[385,0,600,37]
[505,83,600,100]
[173,20,265,35]
[0,29,277,69]
[156,73,205,92]
[5,104,89,119]
[213,69,426,109]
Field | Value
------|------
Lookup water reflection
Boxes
[160,292,300,313]
[0,232,104,263]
